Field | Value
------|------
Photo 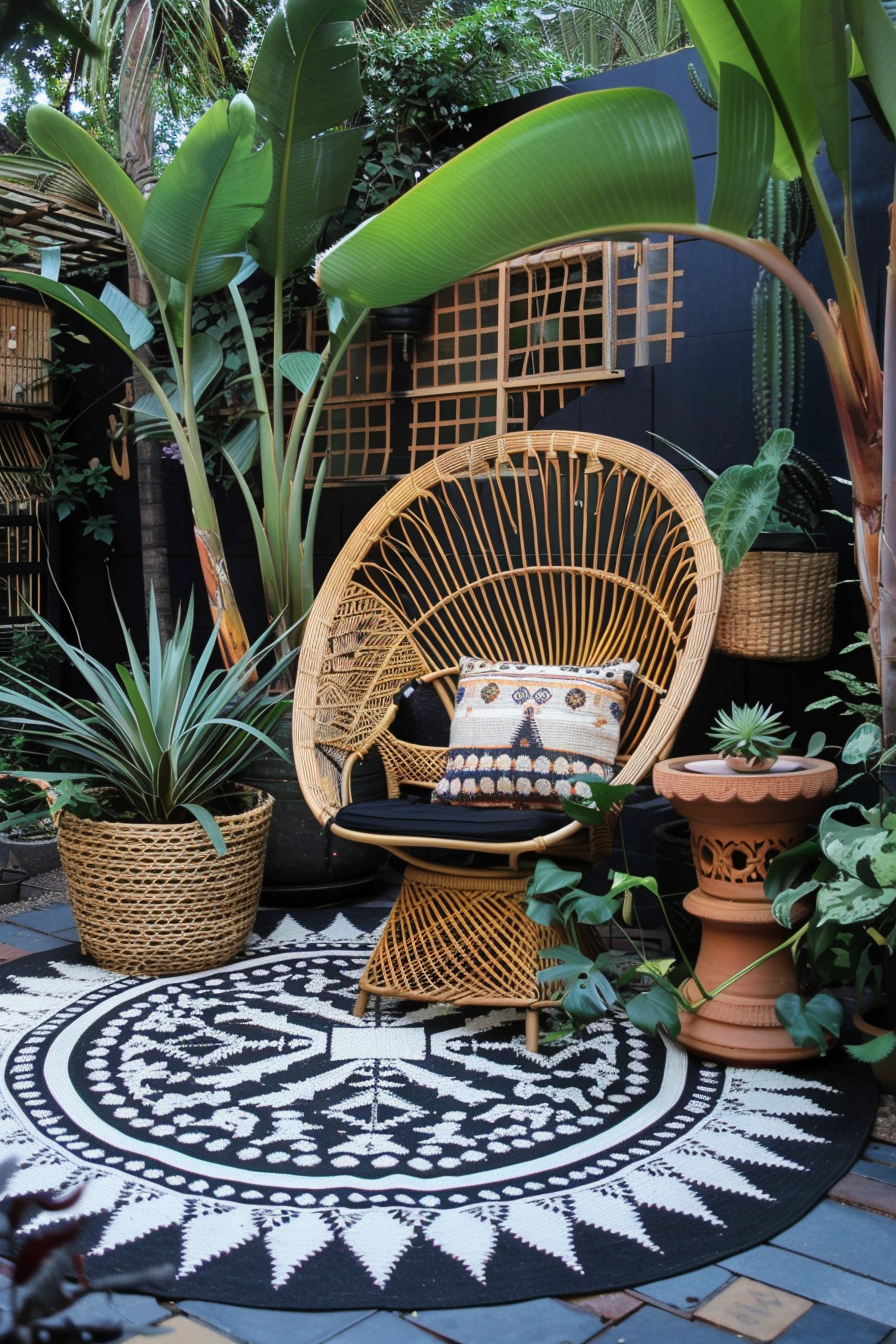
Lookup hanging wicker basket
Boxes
[58,788,273,976]
[713,549,837,662]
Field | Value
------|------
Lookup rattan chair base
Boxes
[357,864,564,1050]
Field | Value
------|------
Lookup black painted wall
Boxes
[58,46,893,762]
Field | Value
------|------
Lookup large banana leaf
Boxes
[132,333,224,438]
[675,0,821,181]
[845,0,896,139]
[707,62,774,233]
[25,105,154,275]
[248,0,365,279]
[141,95,273,297]
[317,88,698,307]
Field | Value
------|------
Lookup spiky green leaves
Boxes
[707,701,795,761]
[0,593,296,853]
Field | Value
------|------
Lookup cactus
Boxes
[774,447,833,531]
[752,177,815,446]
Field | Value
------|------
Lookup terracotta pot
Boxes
[853,1006,896,1094]
[653,755,837,1065]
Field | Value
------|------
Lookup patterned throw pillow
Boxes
[433,656,639,809]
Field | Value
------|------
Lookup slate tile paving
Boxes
[583,1303,737,1343]
[563,1291,642,1323]
[44,1290,172,1332]
[0,940,29,961]
[4,891,896,1344]
[177,1302,377,1344]
[692,1277,811,1341]
[866,1142,896,1168]
[406,1297,603,1344]
[718,1245,896,1327]
[631,1264,733,1313]
[828,1171,896,1218]
[773,1302,894,1344]
[851,1158,896,1188]
[0,924,72,951]
[770,1199,896,1283]
[4,904,81,935]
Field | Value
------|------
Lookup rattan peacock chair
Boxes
[293,430,722,1049]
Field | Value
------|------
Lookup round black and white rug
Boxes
[0,908,877,1309]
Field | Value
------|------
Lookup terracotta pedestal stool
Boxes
[652,755,837,1065]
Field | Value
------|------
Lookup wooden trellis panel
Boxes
[299,313,392,479]
[0,299,52,406]
[614,238,683,365]
[301,238,683,481]
[0,420,52,640]
[0,178,124,272]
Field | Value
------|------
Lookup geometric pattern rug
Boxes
[0,907,878,1310]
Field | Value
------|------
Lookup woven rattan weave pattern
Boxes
[713,549,837,661]
[293,431,723,1043]
[58,791,273,976]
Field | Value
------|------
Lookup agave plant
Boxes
[0,594,295,854]
[707,701,795,763]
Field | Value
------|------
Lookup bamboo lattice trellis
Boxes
[0,297,52,406]
[300,240,683,482]
[0,419,52,640]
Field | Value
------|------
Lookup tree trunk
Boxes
[119,0,173,642]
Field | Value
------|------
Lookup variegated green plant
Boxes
[0,594,296,854]
[524,775,835,1048]
[767,721,896,1062]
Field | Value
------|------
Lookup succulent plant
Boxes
[707,702,795,764]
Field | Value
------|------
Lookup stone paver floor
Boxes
[2,877,896,1344]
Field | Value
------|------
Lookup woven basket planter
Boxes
[713,549,837,662]
[58,789,274,976]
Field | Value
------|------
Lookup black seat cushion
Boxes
[334,797,569,843]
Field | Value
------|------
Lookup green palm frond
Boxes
[81,0,232,124]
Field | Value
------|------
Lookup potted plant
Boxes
[0,774,58,878]
[706,701,795,772]
[0,593,296,976]
[652,427,837,662]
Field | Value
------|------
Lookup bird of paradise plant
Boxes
[316,0,896,734]
[0,0,369,679]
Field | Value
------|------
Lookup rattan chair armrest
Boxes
[376,734,450,791]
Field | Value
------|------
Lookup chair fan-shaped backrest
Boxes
[295,432,721,820]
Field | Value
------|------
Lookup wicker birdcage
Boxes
[58,790,273,976]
